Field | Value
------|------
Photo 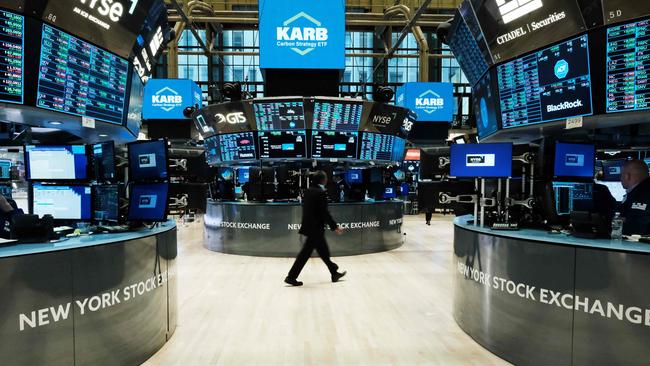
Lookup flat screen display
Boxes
[602,1,650,25]
[553,142,595,178]
[25,145,88,180]
[32,184,91,220]
[253,100,305,131]
[204,136,220,166]
[392,137,407,162]
[0,159,10,179]
[498,34,592,129]
[450,143,513,177]
[258,130,307,159]
[91,142,116,181]
[346,169,363,184]
[447,7,491,86]
[92,184,119,222]
[552,181,594,214]
[37,24,129,125]
[606,19,650,113]
[0,184,11,199]
[383,186,397,199]
[238,168,249,184]
[312,99,364,131]
[470,0,586,63]
[405,149,420,161]
[473,69,500,139]
[0,10,23,104]
[600,160,624,181]
[311,131,358,159]
[128,182,169,222]
[359,132,396,161]
[219,132,257,162]
[127,140,168,181]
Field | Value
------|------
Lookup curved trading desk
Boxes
[0,222,177,366]
[205,200,404,257]
[453,215,650,366]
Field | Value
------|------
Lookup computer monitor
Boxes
[204,136,220,166]
[383,186,397,199]
[600,160,624,181]
[253,99,306,131]
[31,184,92,220]
[25,145,88,180]
[238,168,250,184]
[128,183,169,222]
[399,182,410,196]
[0,184,11,199]
[127,140,168,181]
[310,131,358,159]
[219,132,257,162]
[346,169,363,184]
[450,143,513,178]
[553,142,595,179]
[552,182,594,215]
[311,98,364,131]
[359,132,395,161]
[91,141,116,181]
[0,159,11,180]
[258,130,307,159]
[92,185,119,222]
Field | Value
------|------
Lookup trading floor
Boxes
[144,214,508,366]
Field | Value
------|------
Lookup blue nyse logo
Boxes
[259,0,345,69]
[396,82,454,122]
[143,79,202,120]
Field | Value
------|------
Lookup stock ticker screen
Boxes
[0,10,23,104]
[253,100,306,131]
[359,132,396,161]
[258,130,307,159]
[219,132,257,162]
[447,6,491,86]
[311,131,358,159]
[37,24,129,125]
[312,100,364,131]
[497,34,592,129]
[606,19,650,113]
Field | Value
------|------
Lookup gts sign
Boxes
[77,0,140,22]
[215,112,246,125]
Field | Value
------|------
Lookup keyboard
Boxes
[491,222,520,231]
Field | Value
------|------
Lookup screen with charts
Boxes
[0,9,23,104]
[25,145,88,180]
[450,143,513,177]
[606,19,650,113]
[473,69,500,139]
[311,131,358,159]
[552,182,594,215]
[32,184,92,220]
[258,130,307,159]
[128,183,169,222]
[219,132,257,162]
[447,6,491,86]
[91,142,116,181]
[0,159,10,179]
[392,137,407,162]
[128,140,168,181]
[92,185,119,222]
[359,132,396,161]
[554,142,595,178]
[204,136,220,166]
[253,100,305,131]
[498,35,592,129]
[37,24,130,125]
[312,99,364,131]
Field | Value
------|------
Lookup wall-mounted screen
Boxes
[606,19,650,113]
[498,34,592,129]
[554,142,595,178]
[25,145,88,180]
[253,100,305,131]
[0,10,23,104]
[359,132,396,161]
[450,143,513,177]
[602,1,650,25]
[473,69,499,139]
[312,99,364,131]
[447,6,491,86]
[37,24,129,125]
[204,136,220,166]
[258,130,307,159]
[219,132,257,162]
[311,131,358,159]
[32,184,92,220]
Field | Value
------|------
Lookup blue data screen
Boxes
[312,100,363,131]
[554,142,595,178]
[450,143,513,178]
[359,133,395,161]
[219,132,257,161]
[258,130,306,159]
[0,10,23,104]
[128,183,169,221]
[253,101,305,131]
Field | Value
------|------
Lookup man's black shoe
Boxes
[331,271,347,283]
[284,277,303,286]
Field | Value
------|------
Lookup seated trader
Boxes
[619,160,650,235]
[0,195,23,238]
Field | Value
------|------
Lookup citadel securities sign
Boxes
[396,82,454,122]
[259,0,345,69]
[143,79,202,120]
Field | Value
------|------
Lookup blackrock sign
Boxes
[259,0,345,69]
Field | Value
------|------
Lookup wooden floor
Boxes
[144,214,510,366]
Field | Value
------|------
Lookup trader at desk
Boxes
[620,159,650,236]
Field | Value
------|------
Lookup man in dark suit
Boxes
[285,171,346,286]
[619,159,650,235]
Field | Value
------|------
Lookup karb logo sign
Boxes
[143,79,202,120]
[496,0,543,24]
[565,154,585,167]
[415,90,445,115]
[151,87,182,112]
[276,12,327,56]
[396,82,453,122]
[466,154,496,167]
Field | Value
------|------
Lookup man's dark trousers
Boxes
[287,234,338,279]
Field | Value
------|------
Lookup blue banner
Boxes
[143,79,202,120]
[396,82,454,122]
[259,0,345,69]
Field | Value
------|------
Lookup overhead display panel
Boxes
[311,131,358,159]
[37,24,130,125]
[312,99,364,131]
[447,6,492,86]
[359,132,397,161]
[473,69,500,139]
[41,0,158,58]
[469,0,586,62]
[258,130,307,159]
[497,34,592,129]
[219,132,257,162]
[361,103,411,138]
[0,9,23,104]
[602,1,650,25]
[253,99,306,131]
[606,19,650,113]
